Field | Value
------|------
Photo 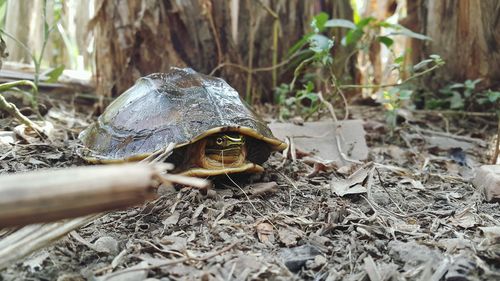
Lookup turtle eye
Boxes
[216,137,224,145]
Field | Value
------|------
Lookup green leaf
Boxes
[342,28,364,46]
[356,17,375,29]
[311,12,330,33]
[487,90,500,103]
[376,20,393,28]
[464,78,481,89]
[398,90,413,100]
[394,55,404,64]
[464,89,472,98]
[412,59,433,71]
[308,34,334,53]
[0,0,7,27]
[449,92,464,109]
[324,19,356,29]
[387,24,431,40]
[477,97,488,105]
[287,33,313,56]
[305,93,318,102]
[449,83,464,89]
[426,99,447,110]
[305,81,315,92]
[285,97,296,106]
[377,36,394,48]
[42,65,65,83]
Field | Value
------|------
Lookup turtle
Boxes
[78,67,287,177]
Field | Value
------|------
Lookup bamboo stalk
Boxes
[0,164,159,227]
[0,215,99,270]
[0,160,210,271]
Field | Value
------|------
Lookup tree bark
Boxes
[403,0,500,90]
[90,0,350,104]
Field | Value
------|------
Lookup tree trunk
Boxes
[90,0,350,104]
[3,0,92,70]
[404,0,500,90]
[326,0,357,85]
[4,0,41,64]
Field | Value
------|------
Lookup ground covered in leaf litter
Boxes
[1,104,499,281]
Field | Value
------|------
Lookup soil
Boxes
[1,103,499,281]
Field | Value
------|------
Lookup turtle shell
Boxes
[79,67,286,163]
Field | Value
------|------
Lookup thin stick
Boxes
[492,114,500,164]
[0,81,44,136]
[339,63,442,89]
[331,74,350,120]
[0,214,99,270]
[209,53,298,76]
[102,241,239,280]
[413,127,488,147]
[318,91,338,122]
[155,173,210,190]
[412,109,497,117]
[142,142,176,164]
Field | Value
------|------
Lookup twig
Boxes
[0,214,100,270]
[492,113,500,164]
[318,91,338,122]
[335,134,362,164]
[209,54,298,76]
[289,57,314,91]
[413,127,488,147]
[412,109,497,117]
[142,142,176,164]
[339,63,442,89]
[330,74,349,120]
[0,80,45,136]
[375,169,404,214]
[154,173,210,190]
[102,241,239,280]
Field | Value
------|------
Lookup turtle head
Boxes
[204,133,245,164]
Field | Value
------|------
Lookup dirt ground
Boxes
[1,103,499,281]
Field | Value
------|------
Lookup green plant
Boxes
[378,54,444,128]
[479,89,500,106]
[379,87,413,128]
[0,80,45,135]
[276,81,321,119]
[0,0,64,117]
[275,12,437,122]
[427,79,499,111]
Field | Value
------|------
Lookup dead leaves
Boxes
[277,226,303,247]
[331,163,373,196]
[256,223,305,248]
[255,222,274,244]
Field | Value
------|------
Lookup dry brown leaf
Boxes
[163,212,180,227]
[449,208,481,229]
[160,236,187,252]
[331,164,372,196]
[256,222,274,244]
[98,261,149,281]
[93,236,119,255]
[278,226,302,247]
[14,121,54,143]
